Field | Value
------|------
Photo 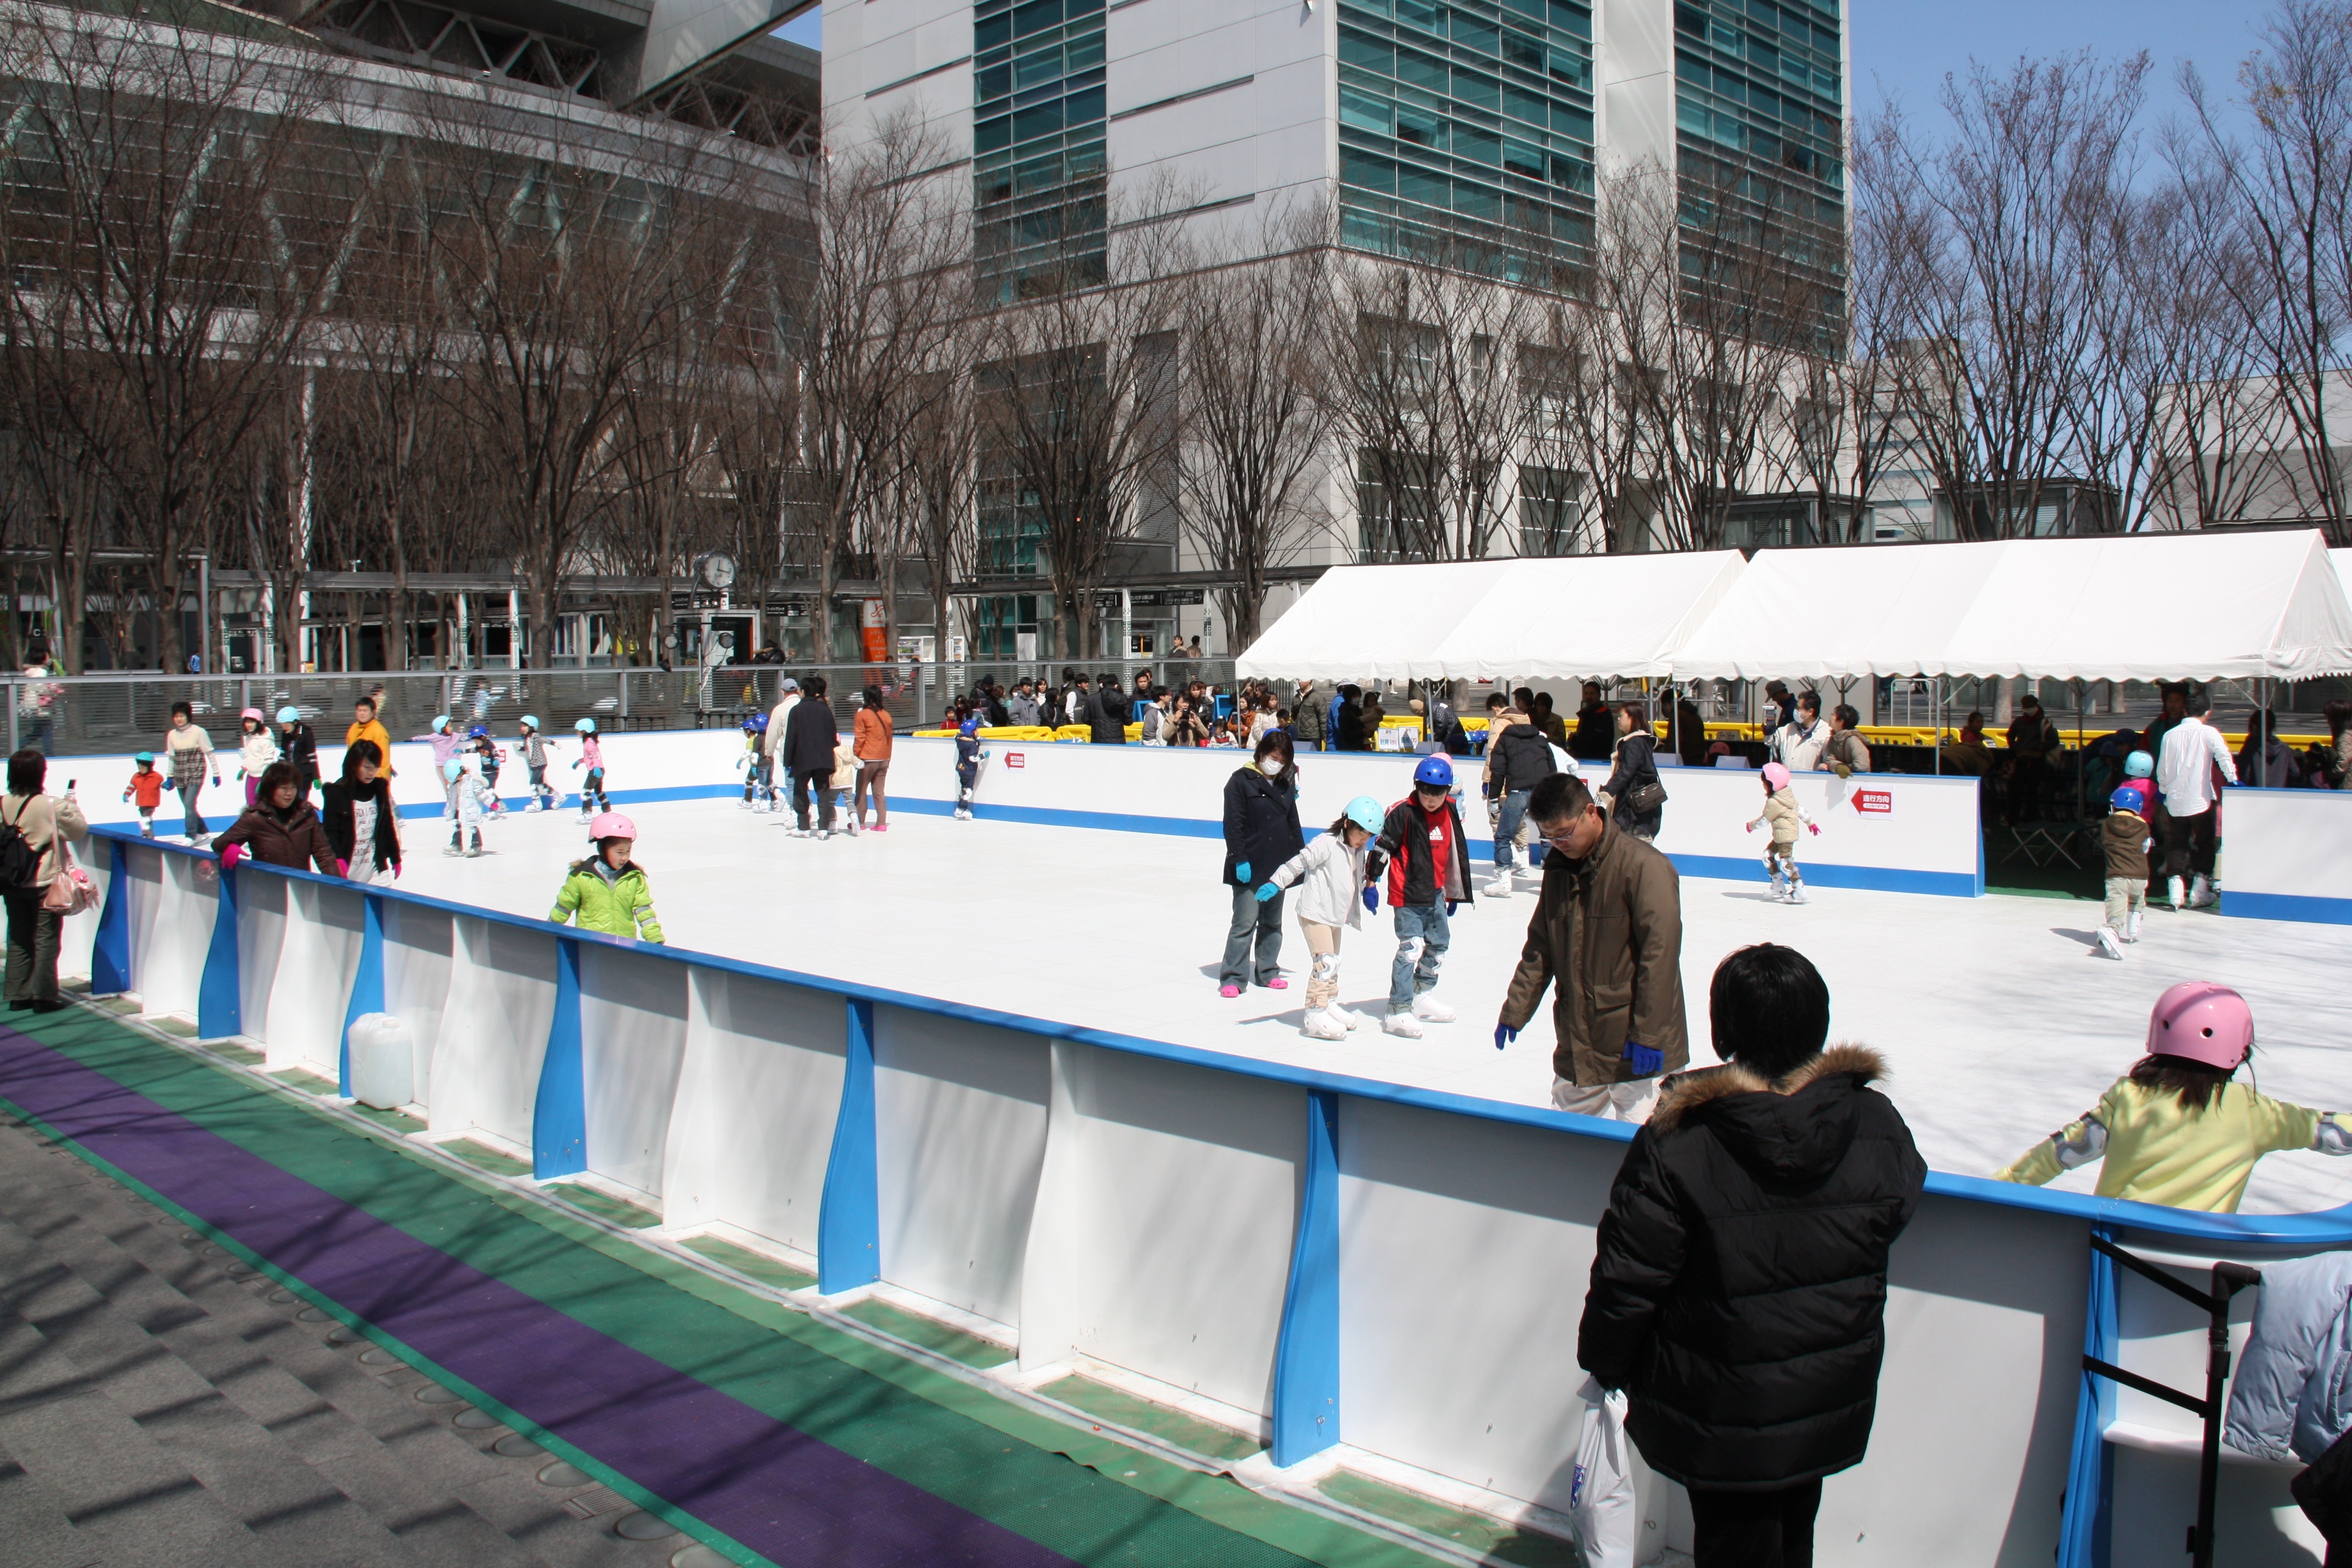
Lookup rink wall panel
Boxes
[57,825,2352,1568]
[2216,785,2352,924]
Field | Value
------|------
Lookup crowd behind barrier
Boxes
[32,823,2350,1567]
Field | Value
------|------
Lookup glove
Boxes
[1623,1039,1663,1076]
[217,843,243,870]
[1744,819,1756,833]
[1254,882,1280,903]
[336,859,349,878]
[1363,886,1379,914]
[1235,861,1251,882]
[1446,900,1457,916]
[1807,821,1822,836]
[1494,1022,1518,1052]
[210,776,220,788]
[391,862,401,880]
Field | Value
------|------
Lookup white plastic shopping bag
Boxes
[1570,1376,1641,1568]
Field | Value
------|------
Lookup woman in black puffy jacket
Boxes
[1600,700,1664,840]
[1217,732,1303,997]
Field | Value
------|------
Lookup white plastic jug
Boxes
[346,1012,413,1110]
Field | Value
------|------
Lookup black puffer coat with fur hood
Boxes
[1577,1046,1926,1490]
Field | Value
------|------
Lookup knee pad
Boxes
[1311,952,1341,981]
[1397,937,1423,962]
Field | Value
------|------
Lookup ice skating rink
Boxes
[395,795,2352,1215]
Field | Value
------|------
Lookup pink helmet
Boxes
[1762,761,1792,789]
[241,707,264,723]
[589,812,637,841]
[2145,982,2255,1072]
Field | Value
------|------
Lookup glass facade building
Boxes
[1672,0,1845,326]
[1335,0,1596,280]
[973,0,1108,300]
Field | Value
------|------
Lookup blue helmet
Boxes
[467,725,488,739]
[275,705,301,725]
[2110,787,2146,814]
[959,716,981,737]
[134,750,155,764]
[575,717,596,733]
[744,713,767,733]
[519,714,541,731]
[2125,749,2153,779]
[431,714,451,731]
[1343,795,1385,832]
[442,759,464,782]
[1413,753,1455,790]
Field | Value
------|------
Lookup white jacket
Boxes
[1266,831,1370,930]
[764,694,799,759]
[2157,715,2236,816]
[1771,719,1829,773]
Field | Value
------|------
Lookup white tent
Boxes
[1235,552,1747,681]
[1421,551,1748,679]
[2334,547,2351,609]
[1674,529,2352,683]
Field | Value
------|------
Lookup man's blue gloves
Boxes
[1235,861,1251,882]
[1623,1039,1663,1076]
[1363,886,1379,914]
[1446,900,1458,916]
[1494,1023,1518,1052]
[1254,882,1280,902]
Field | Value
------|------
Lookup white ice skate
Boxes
[2094,927,2124,960]
[738,796,753,810]
[2190,874,2217,908]
[1412,993,1456,1023]
[464,846,483,859]
[524,798,542,814]
[2126,910,2144,943]
[1482,874,1513,897]
[1301,1010,1348,1041]
[1341,1009,1364,1031]
[1787,881,1810,905]
[1382,1011,1425,1038]
[2168,876,2188,911]
[443,844,463,857]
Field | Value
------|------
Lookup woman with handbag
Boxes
[1600,701,1666,841]
[1,749,89,1012]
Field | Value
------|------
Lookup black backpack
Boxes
[0,800,42,891]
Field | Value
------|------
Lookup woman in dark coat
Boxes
[1600,700,1664,840]
[781,674,840,836]
[215,762,339,874]
[321,740,402,884]
[1217,732,1303,997]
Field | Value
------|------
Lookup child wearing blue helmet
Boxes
[571,717,607,820]
[953,717,986,820]
[1257,794,1386,1038]
[739,712,774,812]
[1365,752,1474,1038]
[517,716,556,812]
[2096,786,2152,960]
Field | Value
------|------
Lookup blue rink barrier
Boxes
[59,823,2352,1566]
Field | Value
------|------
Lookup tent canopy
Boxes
[1235,552,1746,682]
[1673,529,2352,684]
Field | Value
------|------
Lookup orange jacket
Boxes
[853,706,893,762]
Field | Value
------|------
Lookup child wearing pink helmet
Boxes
[548,811,664,943]
[1996,983,2352,1212]
[1744,760,1820,904]
[236,708,280,807]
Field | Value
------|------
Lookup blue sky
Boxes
[772,2,2271,120]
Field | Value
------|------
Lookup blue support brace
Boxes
[817,998,880,1294]
[196,865,241,1040]
[531,938,586,1178]
[1271,1088,1342,1467]
[91,839,130,996]
[339,895,385,1098]
[2056,1227,2119,1568]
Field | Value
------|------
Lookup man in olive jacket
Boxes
[1493,770,1687,1119]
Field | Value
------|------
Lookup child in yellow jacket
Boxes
[1997,983,2352,1213]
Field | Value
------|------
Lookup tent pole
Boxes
[1934,678,1942,776]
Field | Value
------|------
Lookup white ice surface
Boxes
[387,796,2352,1215]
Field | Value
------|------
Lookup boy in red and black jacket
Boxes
[1364,754,1474,1039]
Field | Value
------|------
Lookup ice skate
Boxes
[524,798,541,813]
[1482,874,1512,897]
[1382,1011,1425,1038]
[738,796,753,810]
[2190,874,2216,908]
[2126,910,2144,943]
[443,843,463,857]
[844,820,859,837]
[2168,876,2188,911]
[1342,1009,1365,1031]
[464,846,483,859]
[140,824,154,840]
[1787,881,1810,905]
[2094,926,2124,960]
[1411,993,1456,1023]
[1301,1009,1348,1040]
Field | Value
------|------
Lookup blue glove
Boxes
[1446,900,1457,916]
[1363,886,1379,914]
[1494,1023,1518,1052]
[1623,1039,1663,1076]
[1235,861,1251,883]
[1254,882,1280,903]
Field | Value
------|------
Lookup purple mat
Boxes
[0,1027,1073,1568]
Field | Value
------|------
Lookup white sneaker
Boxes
[2168,876,2188,910]
[1382,1011,1425,1038]
[1412,993,1456,1023]
[2190,875,2216,908]
[1482,875,1513,897]
[1301,1010,1348,1041]
[2095,926,2124,960]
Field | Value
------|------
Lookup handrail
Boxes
[89,821,2352,1248]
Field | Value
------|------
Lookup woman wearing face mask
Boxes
[1219,733,1304,998]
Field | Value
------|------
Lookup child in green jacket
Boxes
[548,811,664,943]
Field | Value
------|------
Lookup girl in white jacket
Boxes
[1258,796,1386,1039]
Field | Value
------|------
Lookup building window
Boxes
[1357,448,1437,563]
[1336,0,1596,280]
[974,0,1108,300]
[1518,466,1587,555]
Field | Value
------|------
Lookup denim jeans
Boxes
[1493,789,1531,870]
[1222,885,1284,986]
[1387,901,1450,1013]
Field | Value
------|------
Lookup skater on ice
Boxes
[235,709,278,807]
[277,706,320,797]
[2094,787,2150,960]
[738,713,773,811]
[215,763,338,875]
[162,700,219,845]
[1996,983,2352,1213]
[1746,761,1820,903]
[322,739,401,884]
[1366,752,1474,1037]
[346,694,394,776]
[122,753,163,839]
[1218,732,1303,999]
[779,674,839,837]
[549,812,665,944]
[853,685,893,831]
[517,716,557,811]
[573,717,609,819]
[952,716,985,820]
[443,758,490,857]
[1256,794,1385,1037]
